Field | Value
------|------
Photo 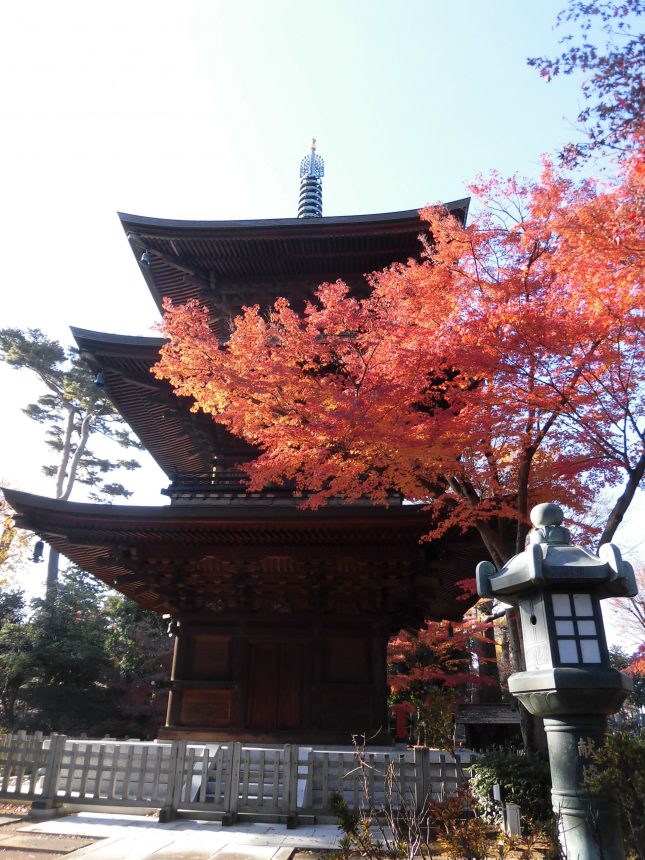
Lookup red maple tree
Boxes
[154,148,644,567]
[388,617,496,693]
[626,645,645,677]
[387,609,498,746]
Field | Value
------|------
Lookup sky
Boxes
[0,1,642,621]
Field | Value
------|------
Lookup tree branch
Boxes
[597,448,645,548]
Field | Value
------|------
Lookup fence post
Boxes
[30,733,66,817]
[281,744,298,828]
[453,750,468,789]
[222,743,241,826]
[159,740,187,823]
[413,747,425,811]
[416,747,432,806]
[438,753,447,799]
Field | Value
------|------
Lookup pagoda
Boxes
[5,145,479,743]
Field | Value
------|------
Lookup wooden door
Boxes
[246,641,304,730]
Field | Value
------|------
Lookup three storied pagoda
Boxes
[5,147,479,743]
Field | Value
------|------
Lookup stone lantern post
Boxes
[476,503,637,860]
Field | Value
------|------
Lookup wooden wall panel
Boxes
[319,688,373,731]
[325,636,370,681]
[165,616,390,742]
[186,634,231,680]
[246,642,279,729]
[179,690,231,727]
[277,643,303,730]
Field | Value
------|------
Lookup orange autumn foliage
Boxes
[388,615,496,694]
[155,152,644,567]
[626,646,645,677]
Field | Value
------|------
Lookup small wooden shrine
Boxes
[6,164,480,743]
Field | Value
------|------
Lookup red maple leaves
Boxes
[155,147,644,565]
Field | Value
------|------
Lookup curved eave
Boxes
[73,328,166,352]
[118,201,470,238]
[119,200,470,334]
[71,328,231,478]
[4,488,480,622]
[4,487,446,533]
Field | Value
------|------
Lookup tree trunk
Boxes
[59,409,95,502]
[474,520,510,570]
[516,456,533,555]
[46,406,96,602]
[45,547,59,603]
[598,450,645,548]
[55,407,76,500]
[475,600,501,702]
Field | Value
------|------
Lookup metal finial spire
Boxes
[298,138,324,218]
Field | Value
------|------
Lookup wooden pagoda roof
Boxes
[5,488,479,628]
[81,201,469,479]
[119,202,469,338]
[72,327,247,480]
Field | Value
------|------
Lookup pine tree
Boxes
[0,328,144,598]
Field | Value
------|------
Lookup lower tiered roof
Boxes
[5,488,479,629]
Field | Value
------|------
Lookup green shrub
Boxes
[469,748,552,827]
[583,730,645,860]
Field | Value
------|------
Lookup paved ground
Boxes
[0,812,96,858]
[4,812,341,859]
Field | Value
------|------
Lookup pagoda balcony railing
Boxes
[164,472,250,494]
[163,471,301,504]
[163,473,404,506]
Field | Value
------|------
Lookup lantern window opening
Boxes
[551,592,602,665]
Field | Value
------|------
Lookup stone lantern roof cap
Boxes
[476,503,637,604]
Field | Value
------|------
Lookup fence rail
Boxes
[0,732,476,826]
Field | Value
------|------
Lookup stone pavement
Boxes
[22,813,341,859]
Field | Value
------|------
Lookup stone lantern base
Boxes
[509,668,631,860]
[508,666,632,717]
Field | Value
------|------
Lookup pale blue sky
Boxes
[1,0,586,348]
[0,1,642,615]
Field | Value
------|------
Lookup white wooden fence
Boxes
[0,732,476,826]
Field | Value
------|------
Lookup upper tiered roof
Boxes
[120,201,469,339]
[74,202,470,492]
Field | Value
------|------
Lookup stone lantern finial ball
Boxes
[530,503,564,528]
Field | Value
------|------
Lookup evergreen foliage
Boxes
[0,327,144,595]
[583,731,645,860]
[0,568,172,737]
[0,329,143,502]
[469,748,552,827]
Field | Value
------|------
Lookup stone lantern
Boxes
[477,503,637,860]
